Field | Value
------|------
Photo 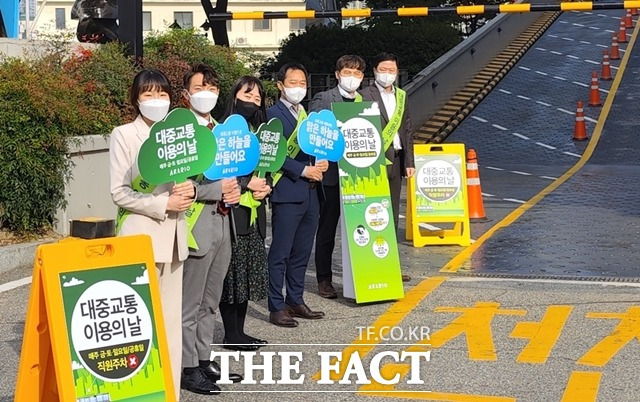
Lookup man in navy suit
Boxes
[266,63,327,327]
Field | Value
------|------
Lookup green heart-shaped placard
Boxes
[255,117,287,175]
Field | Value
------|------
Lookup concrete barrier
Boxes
[404,11,541,131]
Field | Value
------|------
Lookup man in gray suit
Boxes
[180,64,243,395]
[309,55,366,299]
[360,53,414,282]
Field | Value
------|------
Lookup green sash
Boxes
[115,175,157,234]
[184,174,206,250]
[355,93,363,102]
[271,108,308,187]
[381,87,406,165]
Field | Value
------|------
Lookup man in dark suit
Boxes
[267,63,328,327]
[309,55,366,298]
[360,53,414,282]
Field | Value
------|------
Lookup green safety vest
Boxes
[271,108,308,187]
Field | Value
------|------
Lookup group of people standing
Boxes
[109,52,413,399]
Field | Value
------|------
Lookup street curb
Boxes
[0,240,54,275]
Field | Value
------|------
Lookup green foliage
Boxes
[263,19,461,77]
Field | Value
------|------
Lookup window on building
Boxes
[226,20,232,31]
[174,12,193,29]
[290,19,305,31]
[143,11,152,31]
[55,8,65,30]
[253,20,271,31]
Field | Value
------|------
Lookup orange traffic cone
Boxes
[632,8,638,16]
[601,50,612,80]
[618,20,628,43]
[611,36,621,60]
[588,71,601,106]
[466,149,487,221]
[625,10,633,29]
[573,101,588,141]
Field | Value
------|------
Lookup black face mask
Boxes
[235,99,259,120]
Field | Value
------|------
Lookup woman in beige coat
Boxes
[109,69,195,400]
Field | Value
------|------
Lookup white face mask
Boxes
[375,72,397,88]
[283,86,307,105]
[339,76,362,93]
[139,99,170,122]
[189,90,218,114]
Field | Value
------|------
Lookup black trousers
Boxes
[314,184,340,283]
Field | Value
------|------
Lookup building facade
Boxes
[30,0,306,54]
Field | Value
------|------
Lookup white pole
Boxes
[24,0,30,40]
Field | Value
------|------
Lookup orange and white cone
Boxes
[588,71,601,107]
[625,10,633,29]
[601,50,612,81]
[618,20,628,43]
[466,149,487,221]
[573,101,588,141]
[611,36,621,60]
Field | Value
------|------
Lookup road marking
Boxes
[472,116,488,123]
[563,151,582,157]
[562,37,576,41]
[440,17,639,273]
[548,34,558,37]
[518,66,531,71]
[536,142,557,150]
[535,71,548,76]
[585,59,600,65]
[567,54,580,59]
[579,40,592,44]
[448,276,640,287]
[572,81,589,87]
[540,175,559,180]
[573,23,585,27]
[585,116,598,123]
[482,192,496,197]
[588,26,600,30]
[561,372,602,402]
[311,277,447,381]
[536,100,552,106]
[553,75,567,81]
[511,305,573,364]
[492,124,508,131]
[510,170,532,176]
[599,88,610,93]
[535,47,547,51]
[503,198,526,204]
[517,94,532,100]
[556,107,574,115]
[485,166,504,171]
[551,50,563,55]
[498,89,512,94]
[0,277,32,293]
[511,132,529,140]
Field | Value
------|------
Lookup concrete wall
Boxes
[405,11,541,131]
[54,135,115,236]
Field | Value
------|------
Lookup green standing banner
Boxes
[332,101,404,303]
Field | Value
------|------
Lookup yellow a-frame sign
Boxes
[15,235,176,401]
[406,144,471,247]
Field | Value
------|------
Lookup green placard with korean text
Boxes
[332,101,404,304]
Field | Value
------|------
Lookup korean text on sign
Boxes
[80,294,142,343]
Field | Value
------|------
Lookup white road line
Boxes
[572,81,589,87]
[620,49,626,53]
[485,166,505,171]
[573,23,585,27]
[604,29,616,33]
[510,170,532,176]
[563,151,582,158]
[583,11,592,15]
[492,124,508,131]
[535,71,548,76]
[556,108,575,115]
[540,176,558,180]
[498,89,512,94]
[559,21,568,24]
[517,95,531,100]
[535,47,547,51]
[579,40,592,44]
[563,37,576,41]
[585,59,600,65]
[585,116,598,123]
[611,65,619,70]
[536,100,552,106]
[550,50,563,55]
[518,66,531,71]
[567,54,580,59]
[597,14,608,17]
[536,142,557,150]
[548,34,558,38]
[553,76,567,81]
[512,132,530,140]
[472,116,488,123]
[448,276,640,288]
[589,26,600,30]
[596,44,609,48]
[0,277,32,293]
[419,223,442,231]
[600,88,610,94]
[482,192,496,197]
[503,198,526,204]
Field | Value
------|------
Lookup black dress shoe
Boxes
[181,368,220,395]
[243,334,268,345]
[269,310,299,327]
[222,337,259,351]
[318,280,338,299]
[200,360,243,383]
[286,303,325,319]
